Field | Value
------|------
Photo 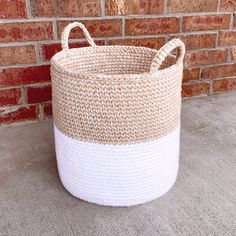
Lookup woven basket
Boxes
[51,22,185,206]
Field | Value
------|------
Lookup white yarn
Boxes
[54,125,180,206]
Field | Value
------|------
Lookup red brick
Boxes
[26,85,52,104]
[43,102,52,117]
[41,40,105,61]
[31,0,100,17]
[234,14,236,27]
[105,0,163,15]
[213,78,236,92]
[218,31,236,46]
[126,17,180,36]
[170,34,216,50]
[183,14,231,32]
[167,0,217,13]
[220,0,236,10]
[0,88,21,106]
[182,83,210,97]
[0,22,53,43]
[0,65,50,87]
[0,105,38,124]
[0,45,36,66]
[183,68,200,82]
[202,63,236,79]
[0,0,26,19]
[57,20,122,39]
[109,37,165,49]
[185,49,228,67]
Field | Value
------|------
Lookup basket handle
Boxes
[61,22,96,50]
[150,38,185,72]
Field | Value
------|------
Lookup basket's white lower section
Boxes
[54,125,180,206]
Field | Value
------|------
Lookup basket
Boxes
[51,22,185,206]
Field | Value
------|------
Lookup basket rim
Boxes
[51,45,179,79]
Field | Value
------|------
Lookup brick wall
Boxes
[0,0,236,125]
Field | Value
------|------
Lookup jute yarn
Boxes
[51,22,185,145]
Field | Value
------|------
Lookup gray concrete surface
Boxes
[0,93,236,236]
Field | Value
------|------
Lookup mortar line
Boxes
[100,0,105,17]
[215,29,220,48]
[209,79,213,95]
[164,0,168,14]
[199,66,203,81]
[0,30,226,47]
[38,104,44,121]
[23,82,52,88]
[122,12,232,18]
[122,17,125,37]
[182,80,212,85]
[25,0,32,18]
[179,17,183,33]
[2,28,232,47]
[34,42,41,63]
[52,20,58,40]
[0,61,50,69]
[217,0,221,12]
[0,12,233,24]
[0,82,52,90]
[0,119,44,128]
[20,87,27,105]
[227,49,232,62]
[229,13,234,29]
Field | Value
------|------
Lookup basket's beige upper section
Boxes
[51,22,185,144]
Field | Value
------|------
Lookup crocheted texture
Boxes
[61,22,96,50]
[51,22,185,206]
[51,22,185,144]
[55,125,180,206]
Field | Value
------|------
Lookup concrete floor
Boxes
[0,93,236,236]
